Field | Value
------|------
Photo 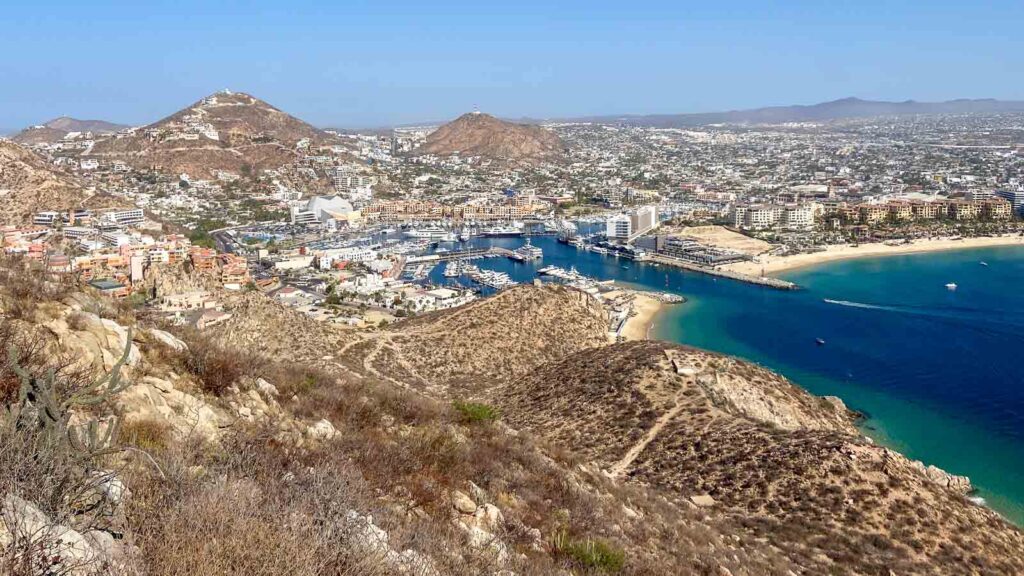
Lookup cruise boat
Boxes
[404,227,450,240]
[509,239,543,262]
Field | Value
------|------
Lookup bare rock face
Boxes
[416,112,565,164]
[916,460,974,495]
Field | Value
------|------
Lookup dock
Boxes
[647,255,798,290]
[406,247,512,263]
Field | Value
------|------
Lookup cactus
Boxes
[4,328,133,458]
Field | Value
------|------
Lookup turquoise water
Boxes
[425,235,1024,523]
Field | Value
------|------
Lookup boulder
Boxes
[148,328,187,352]
[690,494,717,508]
[0,494,102,575]
[306,419,338,440]
[452,491,477,515]
[473,503,504,533]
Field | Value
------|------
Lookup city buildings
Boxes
[606,205,658,240]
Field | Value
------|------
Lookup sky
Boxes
[1,0,1022,131]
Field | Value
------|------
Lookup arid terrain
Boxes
[1,257,1021,575]
[83,91,342,179]
[416,112,566,165]
[12,117,127,145]
[0,140,89,224]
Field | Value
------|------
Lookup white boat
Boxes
[482,224,524,237]
[945,283,958,291]
[443,261,461,278]
[459,232,473,242]
[470,269,517,289]
[404,227,450,240]
[509,239,543,262]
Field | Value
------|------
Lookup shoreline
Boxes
[620,293,666,341]
[722,234,1024,276]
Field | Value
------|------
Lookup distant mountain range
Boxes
[12,117,128,145]
[569,97,1024,128]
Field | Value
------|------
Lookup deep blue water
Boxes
[424,234,1024,523]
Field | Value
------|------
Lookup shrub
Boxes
[452,400,499,424]
[184,343,247,396]
[120,418,172,452]
[551,531,626,573]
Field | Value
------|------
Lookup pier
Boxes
[647,255,798,290]
[405,247,512,263]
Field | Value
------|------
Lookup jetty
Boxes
[647,254,798,290]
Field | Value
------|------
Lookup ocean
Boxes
[425,233,1024,524]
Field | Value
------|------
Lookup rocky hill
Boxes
[2,260,1022,575]
[12,117,127,145]
[498,340,1024,575]
[415,112,566,164]
[0,140,88,224]
[339,284,609,395]
[84,90,338,179]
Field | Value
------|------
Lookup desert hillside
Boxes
[0,259,1021,575]
[498,340,1024,575]
[338,284,610,395]
[416,112,566,164]
[0,140,88,224]
[84,91,340,179]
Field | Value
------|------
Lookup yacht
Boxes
[945,282,958,291]
[443,261,461,278]
[404,227,450,240]
[481,225,524,237]
[509,239,543,262]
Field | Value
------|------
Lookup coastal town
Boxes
[4,94,1024,339]
[6,1,1024,573]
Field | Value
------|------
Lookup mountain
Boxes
[415,112,566,164]
[84,90,336,179]
[576,97,1024,127]
[0,140,88,224]
[12,117,128,145]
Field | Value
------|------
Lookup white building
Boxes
[97,208,145,228]
[606,205,658,241]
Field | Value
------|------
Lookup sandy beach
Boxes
[621,293,665,341]
[722,235,1024,276]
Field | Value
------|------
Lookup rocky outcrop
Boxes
[0,494,129,575]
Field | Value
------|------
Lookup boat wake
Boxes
[822,299,901,312]
[822,298,1024,340]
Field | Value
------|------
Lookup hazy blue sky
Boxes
[1,0,1021,130]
